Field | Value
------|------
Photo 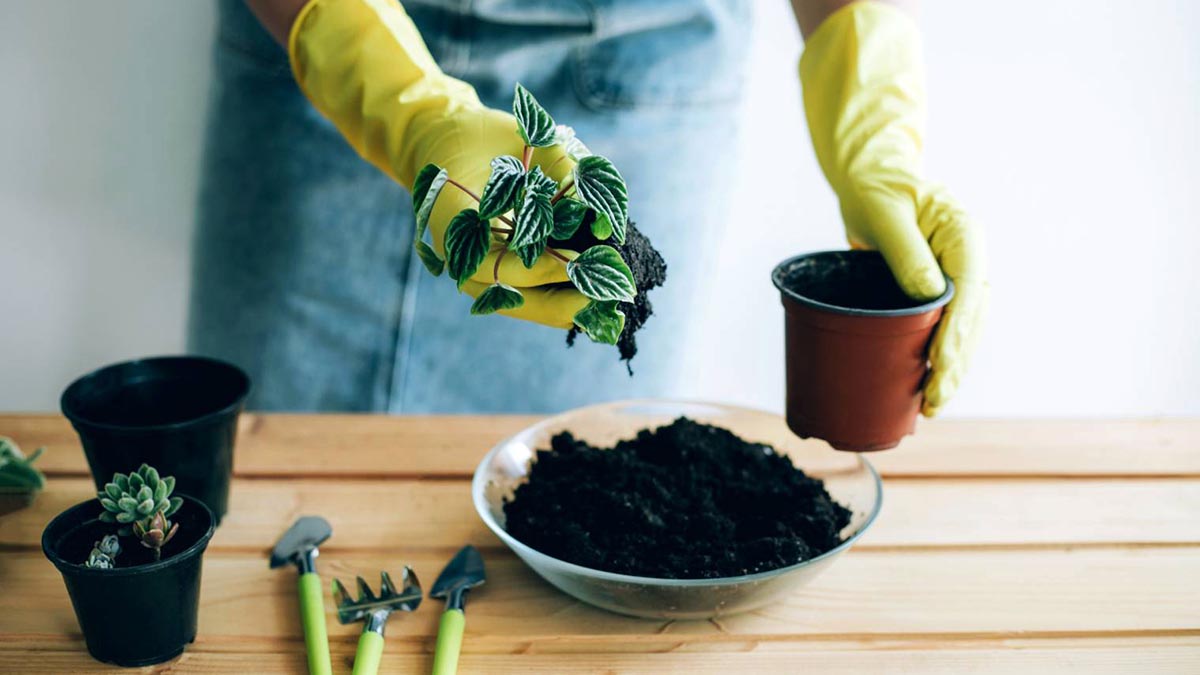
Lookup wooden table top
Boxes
[1,414,1197,673]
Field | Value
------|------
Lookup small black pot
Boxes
[42,495,216,666]
[61,356,250,522]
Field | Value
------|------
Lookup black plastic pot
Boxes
[61,356,250,522]
[42,495,216,666]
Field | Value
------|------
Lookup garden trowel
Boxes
[270,516,333,675]
[429,545,486,675]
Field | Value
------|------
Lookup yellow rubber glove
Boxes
[800,1,988,416]
[288,0,588,328]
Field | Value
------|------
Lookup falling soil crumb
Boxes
[502,417,852,579]
[560,219,667,370]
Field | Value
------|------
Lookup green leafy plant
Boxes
[85,534,122,569]
[97,464,182,561]
[0,437,46,491]
[412,83,636,344]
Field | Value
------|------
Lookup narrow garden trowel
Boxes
[270,516,333,675]
[333,567,422,675]
[429,545,486,675]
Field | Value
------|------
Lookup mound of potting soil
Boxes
[502,418,852,579]
[559,218,667,369]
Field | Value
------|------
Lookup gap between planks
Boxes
[5,477,1197,552]
[1,636,1198,675]
[6,414,1199,479]
[2,548,1197,641]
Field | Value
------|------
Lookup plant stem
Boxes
[153,548,161,561]
[493,248,508,282]
[546,248,571,264]
[551,179,575,204]
[521,145,533,170]
[498,215,515,227]
[446,178,481,202]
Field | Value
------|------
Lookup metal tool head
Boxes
[333,566,423,628]
[430,545,486,611]
[269,516,333,573]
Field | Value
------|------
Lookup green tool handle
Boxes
[297,572,332,675]
[352,631,385,675]
[431,609,466,675]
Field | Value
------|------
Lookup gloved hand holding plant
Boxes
[288,1,664,353]
[412,84,637,345]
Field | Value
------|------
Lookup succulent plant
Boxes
[97,464,182,560]
[0,436,46,490]
[132,511,178,552]
[85,534,122,569]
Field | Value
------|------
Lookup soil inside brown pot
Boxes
[502,418,851,579]
[779,251,923,310]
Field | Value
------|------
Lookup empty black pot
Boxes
[61,356,250,522]
[42,495,216,666]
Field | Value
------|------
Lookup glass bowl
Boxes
[472,399,883,619]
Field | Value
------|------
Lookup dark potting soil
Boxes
[780,251,926,311]
[502,417,852,579]
[51,506,209,569]
[557,218,667,368]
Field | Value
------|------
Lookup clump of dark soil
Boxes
[780,250,924,311]
[557,217,667,368]
[502,417,852,579]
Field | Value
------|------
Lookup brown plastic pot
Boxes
[772,251,953,452]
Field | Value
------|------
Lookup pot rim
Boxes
[61,355,250,434]
[42,494,216,577]
[772,250,954,318]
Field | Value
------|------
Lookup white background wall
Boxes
[2,1,1198,416]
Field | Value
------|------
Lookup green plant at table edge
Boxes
[412,83,636,345]
[95,463,182,563]
[0,436,46,491]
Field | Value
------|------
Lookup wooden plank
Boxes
[0,636,1197,674]
[5,477,1197,552]
[1,548,1197,644]
[6,414,1199,479]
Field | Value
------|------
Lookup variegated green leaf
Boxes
[509,166,556,264]
[478,156,525,219]
[573,300,625,345]
[444,209,492,286]
[513,83,556,147]
[573,155,628,244]
[470,283,525,315]
[551,198,588,240]
[566,245,636,302]
[415,241,445,276]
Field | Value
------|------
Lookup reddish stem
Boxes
[546,248,571,264]
[521,145,533,171]
[446,179,481,202]
[493,248,507,281]
[551,179,575,205]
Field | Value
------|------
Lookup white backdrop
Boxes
[2,1,1198,416]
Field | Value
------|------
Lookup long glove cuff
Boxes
[288,0,482,188]
[799,1,927,192]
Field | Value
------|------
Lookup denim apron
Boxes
[190,0,751,412]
